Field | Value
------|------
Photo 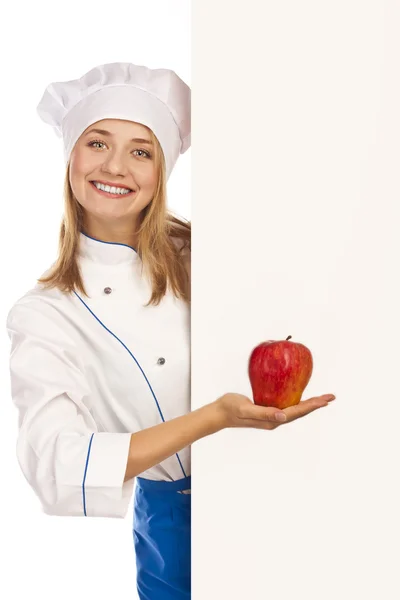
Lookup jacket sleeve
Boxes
[6,298,134,519]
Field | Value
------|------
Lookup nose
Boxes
[100,148,129,177]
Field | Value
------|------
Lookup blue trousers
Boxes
[133,475,191,600]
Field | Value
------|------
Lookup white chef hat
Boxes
[36,62,191,179]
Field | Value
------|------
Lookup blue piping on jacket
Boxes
[81,231,138,253]
[82,433,95,516]
[74,291,187,514]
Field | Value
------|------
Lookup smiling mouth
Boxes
[89,181,136,198]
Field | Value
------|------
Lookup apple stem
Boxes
[286,335,292,341]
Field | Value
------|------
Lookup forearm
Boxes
[124,401,223,482]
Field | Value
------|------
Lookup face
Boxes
[69,119,158,234]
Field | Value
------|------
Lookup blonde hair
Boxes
[38,129,191,306]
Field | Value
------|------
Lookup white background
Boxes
[2,1,400,600]
[192,1,400,599]
[0,2,189,599]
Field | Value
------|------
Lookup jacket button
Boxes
[104,287,112,295]
[157,357,166,365]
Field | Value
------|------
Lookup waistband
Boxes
[136,475,191,493]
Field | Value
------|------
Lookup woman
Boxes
[5,62,335,600]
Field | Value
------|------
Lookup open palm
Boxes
[218,393,336,430]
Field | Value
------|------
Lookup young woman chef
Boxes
[5,62,335,600]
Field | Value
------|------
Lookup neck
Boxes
[82,215,140,248]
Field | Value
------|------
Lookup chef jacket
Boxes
[6,232,191,519]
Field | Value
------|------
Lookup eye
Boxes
[88,139,106,149]
[133,149,152,159]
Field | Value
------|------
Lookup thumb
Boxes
[241,402,287,423]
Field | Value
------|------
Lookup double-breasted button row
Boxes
[102,287,165,366]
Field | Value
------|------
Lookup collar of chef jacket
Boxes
[78,231,139,265]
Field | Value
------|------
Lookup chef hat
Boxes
[36,62,191,178]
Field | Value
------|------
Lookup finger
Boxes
[310,394,336,404]
[282,399,330,421]
[296,394,335,410]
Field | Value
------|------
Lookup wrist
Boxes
[201,399,227,433]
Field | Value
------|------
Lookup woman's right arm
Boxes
[123,392,335,482]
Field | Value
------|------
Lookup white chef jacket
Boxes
[6,232,191,519]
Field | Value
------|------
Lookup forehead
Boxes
[82,118,152,138]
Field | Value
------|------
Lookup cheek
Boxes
[70,146,93,177]
[137,164,158,194]
[69,148,98,195]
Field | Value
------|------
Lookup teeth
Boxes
[93,182,132,195]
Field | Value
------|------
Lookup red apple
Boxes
[248,336,313,409]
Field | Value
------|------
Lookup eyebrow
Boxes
[85,128,153,145]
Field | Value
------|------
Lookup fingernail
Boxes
[275,413,287,422]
